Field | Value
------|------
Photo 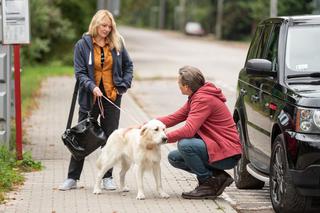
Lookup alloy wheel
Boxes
[270,143,285,205]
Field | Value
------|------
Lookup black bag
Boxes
[61,81,106,160]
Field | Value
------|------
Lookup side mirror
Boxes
[246,59,276,77]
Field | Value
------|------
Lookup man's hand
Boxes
[93,87,103,97]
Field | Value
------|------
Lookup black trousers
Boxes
[67,93,122,180]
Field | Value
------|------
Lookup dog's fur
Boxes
[93,119,169,200]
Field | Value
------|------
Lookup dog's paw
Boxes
[136,192,145,200]
[159,191,170,199]
[93,188,102,194]
[121,186,130,192]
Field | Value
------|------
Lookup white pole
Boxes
[270,0,278,17]
[215,0,224,40]
[159,0,166,29]
[179,0,186,31]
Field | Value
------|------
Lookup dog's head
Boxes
[140,119,167,145]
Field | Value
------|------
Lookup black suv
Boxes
[233,15,320,213]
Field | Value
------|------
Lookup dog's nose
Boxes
[162,136,168,144]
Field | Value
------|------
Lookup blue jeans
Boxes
[168,138,240,183]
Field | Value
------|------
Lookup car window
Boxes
[286,24,320,72]
[265,24,280,71]
[246,26,264,60]
[256,24,273,59]
[246,23,280,72]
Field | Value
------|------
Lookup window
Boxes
[246,23,280,72]
[286,24,320,72]
[256,24,273,59]
[265,24,280,71]
[246,26,264,61]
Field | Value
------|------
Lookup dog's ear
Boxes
[140,126,147,136]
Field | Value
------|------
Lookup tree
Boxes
[55,0,96,38]
[278,0,314,16]
[222,0,254,40]
[221,0,314,40]
[22,0,76,64]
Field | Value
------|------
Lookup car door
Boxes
[241,22,281,173]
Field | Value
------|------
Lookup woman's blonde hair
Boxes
[88,10,122,52]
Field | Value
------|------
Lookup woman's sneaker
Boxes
[59,178,77,191]
[102,177,117,190]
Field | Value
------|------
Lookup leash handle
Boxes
[101,95,141,125]
[97,96,105,119]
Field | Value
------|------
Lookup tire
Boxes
[234,121,265,189]
[270,134,311,213]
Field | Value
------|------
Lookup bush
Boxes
[16,152,42,172]
[223,1,254,40]
[22,0,76,65]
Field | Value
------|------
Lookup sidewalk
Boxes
[0,76,237,213]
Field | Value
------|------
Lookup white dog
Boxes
[93,119,170,200]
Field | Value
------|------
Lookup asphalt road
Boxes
[120,26,248,110]
[119,26,275,213]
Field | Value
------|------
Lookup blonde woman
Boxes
[59,10,133,190]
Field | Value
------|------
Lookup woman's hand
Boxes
[93,86,103,97]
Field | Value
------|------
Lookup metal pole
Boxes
[179,0,186,31]
[270,0,278,17]
[159,0,166,29]
[13,44,23,160]
[97,0,106,10]
[0,0,2,42]
[215,0,224,40]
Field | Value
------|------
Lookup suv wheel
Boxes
[234,120,265,189]
[270,134,309,213]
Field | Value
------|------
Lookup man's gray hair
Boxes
[178,66,205,92]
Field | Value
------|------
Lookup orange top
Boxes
[93,38,117,102]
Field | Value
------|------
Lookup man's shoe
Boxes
[59,178,77,191]
[182,177,220,199]
[215,171,234,196]
[102,177,117,190]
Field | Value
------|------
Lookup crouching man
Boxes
[157,66,242,199]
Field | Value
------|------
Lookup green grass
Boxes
[0,64,73,203]
[0,147,43,203]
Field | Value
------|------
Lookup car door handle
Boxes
[251,95,260,102]
[240,88,247,95]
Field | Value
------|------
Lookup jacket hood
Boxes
[82,34,92,49]
[194,82,226,102]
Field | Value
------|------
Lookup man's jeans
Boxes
[168,138,240,183]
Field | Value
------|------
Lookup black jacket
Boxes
[74,34,133,112]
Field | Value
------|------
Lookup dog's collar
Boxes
[146,143,157,150]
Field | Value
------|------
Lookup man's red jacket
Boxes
[158,82,242,163]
